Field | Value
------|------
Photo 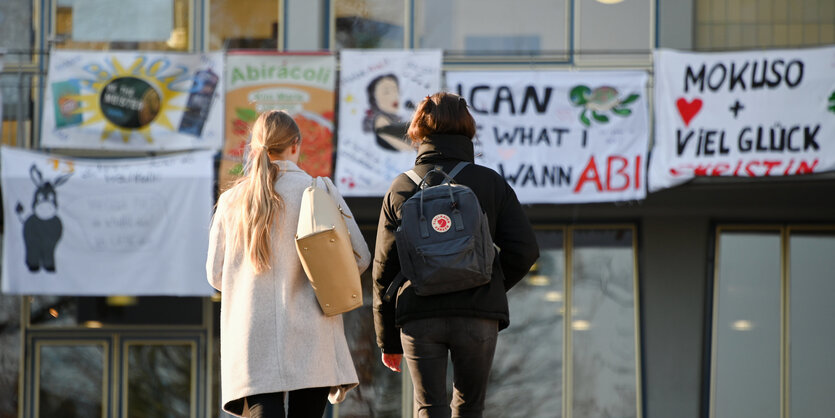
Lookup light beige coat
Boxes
[207,160,370,417]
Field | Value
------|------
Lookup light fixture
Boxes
[596,0,625,4]
[731,320,753,331]
[544,291,563,302]
[572,320,591,331]
[527,275,550,286]
[106,296,137,307]
[84,321,103,328]
[48,308,59,318]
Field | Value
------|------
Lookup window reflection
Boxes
[38,343,106,418]
[334,228,403,416]
[414,0,568,60]
[127,343,193,418]
[575,0,652,64]
[30,296,204,327]
[486,229,565,416]
[571,229,637,418]
[209,0,278,50]
[789,231,835,416]
[713,231,781,418]
[54,0,190,51]
[0,294,21,417]
[335,0,404,48]
[0,0,34,63]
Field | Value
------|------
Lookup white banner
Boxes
[650,46,835,192]
[1,147,214,296]
[334,49,442,196]
[42,50,224,151]
[447,71,649,204]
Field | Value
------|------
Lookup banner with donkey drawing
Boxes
[447,70,649,204]
[41,50,224,151]
[1,147,215,296]
[649,46,835,192]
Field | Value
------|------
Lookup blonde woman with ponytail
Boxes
[207,110,370,418]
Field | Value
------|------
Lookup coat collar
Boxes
[415,134,475,165]
[272,159,304,172]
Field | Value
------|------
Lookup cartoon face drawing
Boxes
[363,74,413,152]
[16,165,72,273]
[373,77,400,115]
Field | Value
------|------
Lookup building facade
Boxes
[1,0,834,417]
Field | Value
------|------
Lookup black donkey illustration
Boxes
[15,165,72,273]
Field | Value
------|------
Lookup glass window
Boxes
[712,230,781,418]
[695,0,835,50]
[53,0,191,51]
[1,72,33,147]
[414,0,569,62]
[37,342,107,417]
[571,228,639,418]
[712,226,835,418]
[483,227,640,418]
[789,231,835,416]
[209,0,279,50]
[0,0,34,64]
[126,343,194,417]
[487,229,565,416]
[575,0,653,65]
[333,227,403,416]
[0,292,21,417]
[334,0,405,48]
[30,296,204,327]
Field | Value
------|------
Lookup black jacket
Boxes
[372,134,540,354]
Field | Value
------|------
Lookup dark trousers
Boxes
[400,317,499,418]
[246,387,330,418]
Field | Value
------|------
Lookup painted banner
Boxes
[447,71,649,204]
[334,49,442,196]
[222,53,336,190]
[650,46,835,192]
[42,50,224,151]
[1,147,215,296]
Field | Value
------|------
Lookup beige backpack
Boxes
[295,178,363,316]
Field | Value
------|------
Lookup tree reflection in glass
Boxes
[39,344,105,418]
[127,344,192,418]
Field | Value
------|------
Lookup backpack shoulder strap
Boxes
[447,161,470,180]
[404,169,422,186]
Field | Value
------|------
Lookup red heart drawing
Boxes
[676,97,703,127]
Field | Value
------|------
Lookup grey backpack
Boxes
[384,162,495,301]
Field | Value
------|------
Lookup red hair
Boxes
[407,92,476,143]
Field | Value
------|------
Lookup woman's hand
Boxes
[381,353,402,372]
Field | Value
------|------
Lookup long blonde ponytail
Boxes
[234,110,301,273]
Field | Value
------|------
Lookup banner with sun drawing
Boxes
[42,50,224,151]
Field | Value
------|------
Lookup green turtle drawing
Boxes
[828,90,835,113]
[569,85,640,127]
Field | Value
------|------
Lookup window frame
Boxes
[327,0,656,68]
[487,224,643,418]
[709,224,835,418]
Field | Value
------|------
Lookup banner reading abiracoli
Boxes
[650,46,835,192]
[1,147,214,296]
[222,53,336,191]
[447,71,649,204]
[42,50,224,151]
